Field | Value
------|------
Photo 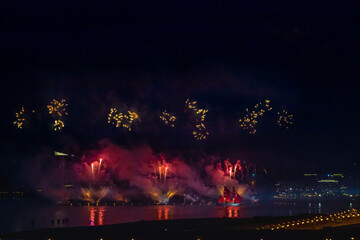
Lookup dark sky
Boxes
[1,0,360,187]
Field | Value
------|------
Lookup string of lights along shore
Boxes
[13,98,294,137]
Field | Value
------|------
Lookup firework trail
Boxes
[81,159,109,203]
[98,158,103,172]
[88,158,105,182]
[150,156,171,183]
[81,188,108,204]
[218,159,255,182]
[233,160,241,177]
[238,100,272,134]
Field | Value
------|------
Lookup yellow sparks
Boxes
[107,108,139,131]
[47,99,68,118]
[13,107,26,129]
[185,99,210,140]
[185,99,208,122]
[196,108,208,122]
[166,190,176,200]
[53,119,65,131]
[193,123,209,140]
[277,109,294,129]
[238,100,272,134]
[185,99,197,110]
[159,110,176,127]
[47,99,68,131]
[217,185,224,196]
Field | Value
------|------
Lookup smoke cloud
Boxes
[24,139,256,203]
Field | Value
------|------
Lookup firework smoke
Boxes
[23,140,256,203]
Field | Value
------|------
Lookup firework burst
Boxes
[151,156,171,182]
[13,107,26,129]
[238,100,272,134]
[159,110,176,127]
[193,123,209,140]
[185,99,198,111]
[277,109,294,129]
[185,99,208,122]
[47,99,68,118]
[53,119,65,131]
[47,99,68,131]
[185,99,210,140]
[107,108,139,131]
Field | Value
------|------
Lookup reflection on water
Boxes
[225,206,241,218]
[90,208,95,226]
[1,201,357,234]
[99,207,104,225]
[89,206,105,226]
[158,206,170,220]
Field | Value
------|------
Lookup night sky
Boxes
[1,1,360,189]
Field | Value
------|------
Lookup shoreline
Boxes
[3,213,360,240]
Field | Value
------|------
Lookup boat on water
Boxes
[217,186,243,206]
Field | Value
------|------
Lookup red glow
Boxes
[98,207,104,225]
[226,206,241,218]
[90,207,95,226]
[89,207,105,226]
[218,186,243,204]
[158,206,170,220]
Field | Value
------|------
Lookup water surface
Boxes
[0,200,356,234]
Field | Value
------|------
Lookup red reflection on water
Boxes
[90,207,95,226]
[89,207,105,226]
[165,207,169,219]
[98,207,104,225]
[158,206,170,220]
[225,206,241,218]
